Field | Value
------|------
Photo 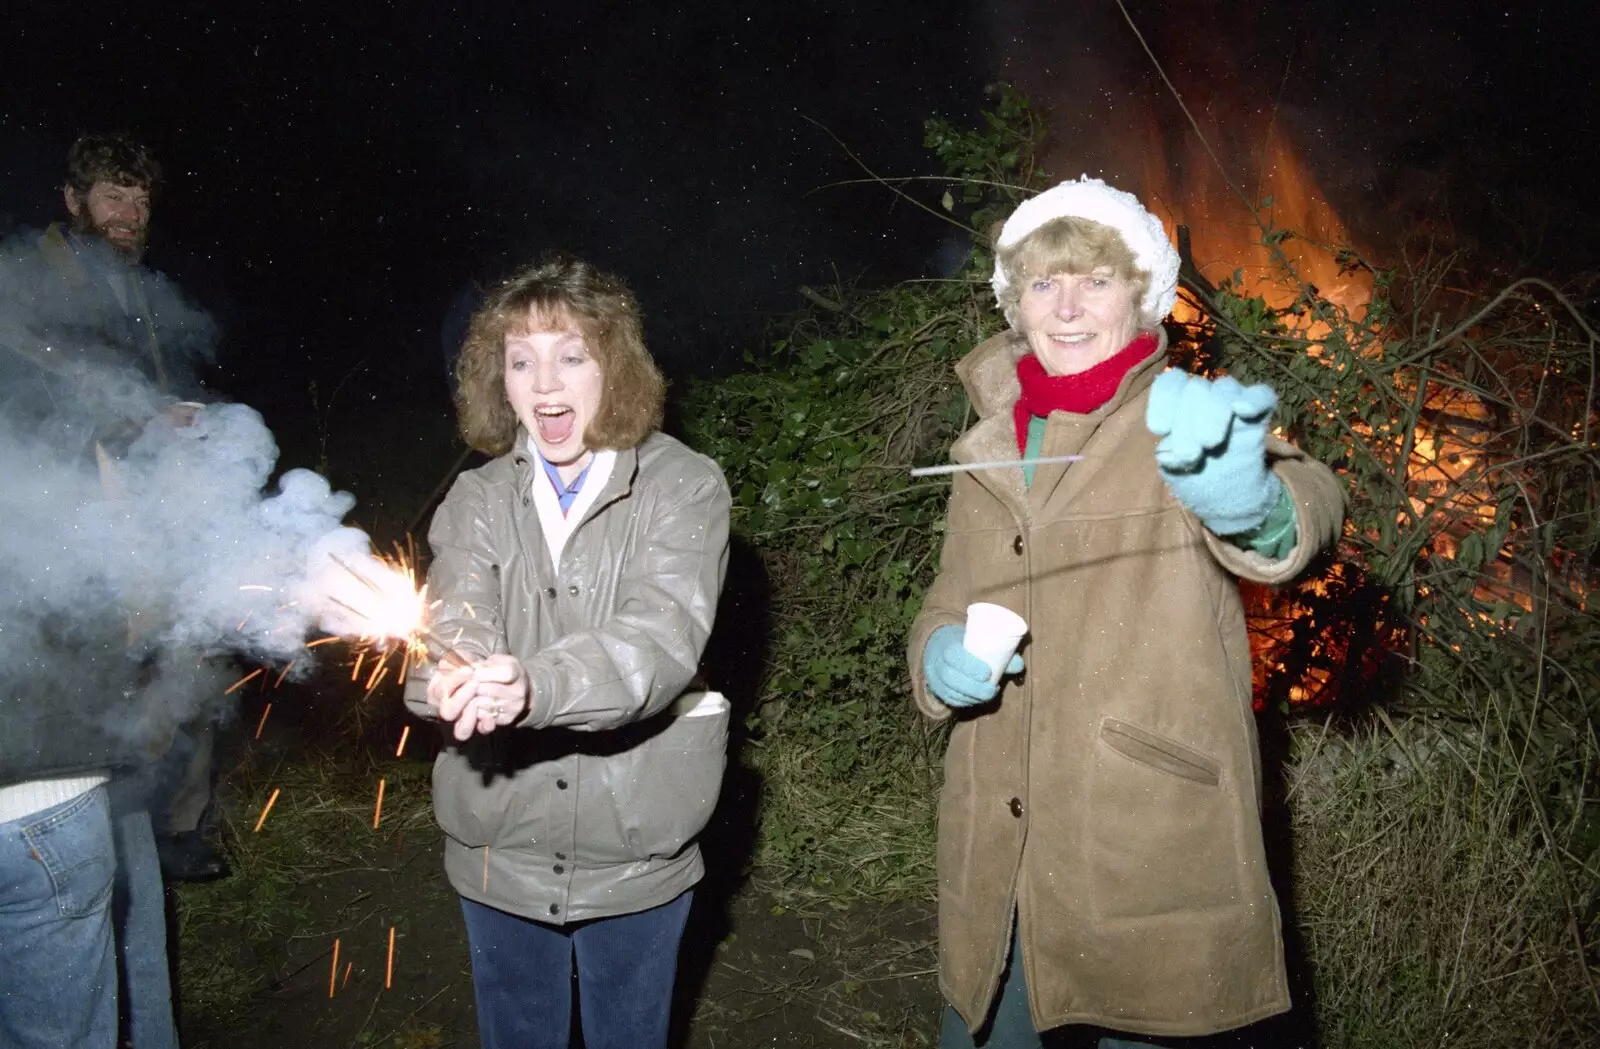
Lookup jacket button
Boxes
[567,584,580,596]
[548,903,559,915]
[555,851,567,860]
[556,778,568,790]
[543,587,556,599]
[1012,535,1024,556]
[1008,797,1024,818]
[553,863,564,875]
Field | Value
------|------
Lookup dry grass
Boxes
[1288,705,1599,1048]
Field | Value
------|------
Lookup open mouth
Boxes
[534,405,576,445]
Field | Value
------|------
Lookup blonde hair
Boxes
[454,257,666,457]
[994,217,1152,328]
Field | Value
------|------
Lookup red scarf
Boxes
[1013,332,1158,452]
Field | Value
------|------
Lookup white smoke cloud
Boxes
[0,229,404,782]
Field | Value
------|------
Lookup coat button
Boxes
[1008,797,1024,818]
[556,778,569,790]
[548,903,559,915]
[553,863,564,875]
[544,587,556,600]
[555,851,567,860]
[567,584,580,596]
[1012,535,1024,555]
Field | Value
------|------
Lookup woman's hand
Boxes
[426,654,531,742]
[923,624,1023,708]
[1145,370,1284,535]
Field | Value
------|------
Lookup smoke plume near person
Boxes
[0,231,402,780]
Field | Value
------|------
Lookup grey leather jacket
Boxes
[405,431,731,923]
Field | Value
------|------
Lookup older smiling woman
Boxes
[909,179,1345,1048]
[405,256,732,1049]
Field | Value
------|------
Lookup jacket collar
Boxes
[948,328,1169,520]
[511,432,640,529]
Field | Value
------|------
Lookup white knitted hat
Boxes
[991,176,1181,323]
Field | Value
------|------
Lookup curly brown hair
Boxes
[455,257,666,457]
[64,132,163,196]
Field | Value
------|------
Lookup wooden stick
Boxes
[910,454,1087,478]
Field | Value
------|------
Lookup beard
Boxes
[70,205,149,263]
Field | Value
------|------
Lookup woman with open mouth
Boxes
[405,255,732,1049]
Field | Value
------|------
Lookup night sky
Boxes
[4,1,1596,437]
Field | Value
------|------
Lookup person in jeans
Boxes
[908,178,1345,1047]
[404,256,732,1049]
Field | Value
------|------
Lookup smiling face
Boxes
[1015,268,1142,376]
[503,314,604,481]
[65,180,152,261]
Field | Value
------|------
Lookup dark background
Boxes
[4,0,1596,468]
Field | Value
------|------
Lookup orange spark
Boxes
[328,938,341,999]
[224,668,264,695]
[385,926,396,989]
[254,702,272,740]
[273,660,297,687]
[364,657,387,691]
[372,778,386,830]
[252,787,281,833]
[395,725,411,758]
[306,636,339,648]
[342,961,352,988]
[351,651,365,682]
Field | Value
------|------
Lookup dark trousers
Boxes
[460,889,693,1049]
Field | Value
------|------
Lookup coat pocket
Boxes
[1087,717,1242,921]
[579,694,730,864]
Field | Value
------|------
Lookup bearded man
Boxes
[0,132,215,1049]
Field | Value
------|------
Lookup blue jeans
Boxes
[108,782,178,1049]
[0,785,119,1049]
[939,928,1160,1049]
[460,890,694,1049]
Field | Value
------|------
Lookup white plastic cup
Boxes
[962,602,1028,683]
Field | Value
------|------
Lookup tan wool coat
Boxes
[908,331,1345,1039]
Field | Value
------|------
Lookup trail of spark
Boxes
[395,725,411,758]
[225,668,264,695]
[372,778,386,830]
[252,787,281,833]
[328,938,340,999]
[254,703,272,740]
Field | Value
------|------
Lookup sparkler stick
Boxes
[385,926,396,989]
[372,778,386,830]
[252,787,281,833]
[395,725,411,758]
[328,938,340,999]
[910,454,1088,477]
[254,702,272,740]
[224,668,264,695]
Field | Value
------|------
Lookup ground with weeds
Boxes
[172,677,945,1049]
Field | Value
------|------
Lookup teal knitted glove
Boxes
[1145,370,1285,535]
[922,624,1024,708]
